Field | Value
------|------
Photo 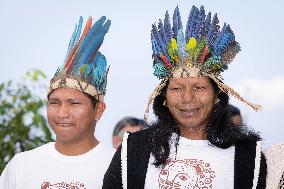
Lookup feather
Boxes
[153,61,170,79]
[194,6,206,41]
[172,6,182,39]
[63,17,83,70]
[177,30,187,58]
[214,28,235,56]
[158,19,170,44]
[91,52,106,92]
[71,16,107,73]
[185,5,196,42]
[204,12,211,36]
[221,42,241,64]
[77,16,93,48]
[152,24,167,56]
[78,19,111,67]
[164,11,172,41]
[212,23,228,51]
[207,13,220,46]
[151,32,161,55]
[189,7,200,40]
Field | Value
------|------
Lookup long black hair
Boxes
[150,78,261,167]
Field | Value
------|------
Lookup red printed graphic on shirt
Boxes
[158,158,216,189]
[41,181,87,189]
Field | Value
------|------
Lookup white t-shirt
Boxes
[145,136,235,189]
[0,142,115,189]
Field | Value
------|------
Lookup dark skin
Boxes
[166,77,217,140]
[47,88,106,156]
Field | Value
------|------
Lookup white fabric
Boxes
[252,141,262,189]
[264,143,284,189]
[145,136,235,189]
[121,132,129,189]
[0,142,115,189]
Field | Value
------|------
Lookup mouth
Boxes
[56,123,74,127]
[179,108,200,117]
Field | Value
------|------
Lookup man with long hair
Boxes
[103,5,266,189]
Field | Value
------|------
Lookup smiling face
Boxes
[166,77,216,137]
[47,88,105,144]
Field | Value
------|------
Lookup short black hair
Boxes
[113,117,146,136]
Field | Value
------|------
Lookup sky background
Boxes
[0,0,283,149]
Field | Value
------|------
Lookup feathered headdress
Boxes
[48,16,111,101]
[145,5,261,121]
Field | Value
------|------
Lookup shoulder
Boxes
[264,142,284,161]
[264,143,284,189]
[9,142,54,164]
[96,142,115,158]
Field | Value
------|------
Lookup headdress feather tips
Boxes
[49,16,111,101]
[151,5,239,79]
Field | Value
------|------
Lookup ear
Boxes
[94,101,106,121]
[112,136,123,149]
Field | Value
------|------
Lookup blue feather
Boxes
[92,52,106,92]
[152,24,167,56]
[158,19,170,43]
[164,11,172,41]
[63,23,78,65]
[189,7,200,40]
[207,13,220,46]
[185,5,196,42]
[78,19,111,67]
[72,17,83,49]
[72,16,107,72]
[153,61,170,79]
[151,33,161,55]
[214,29,235,56]
[172,6,182,39]
[204,12,211,36]
[177,30,188,58]
[212,23,227,51]
[194,6,206,41]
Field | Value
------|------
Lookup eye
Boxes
[170,87,182,92]
[70,101,80,105]
[194,86,206,90]
[48,100,59,105]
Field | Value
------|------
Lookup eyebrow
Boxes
[48,97,80,102]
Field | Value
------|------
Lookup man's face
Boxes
[166,77,215,133]
[47,88,105,144]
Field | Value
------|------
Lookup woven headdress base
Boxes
[48,77,104,101]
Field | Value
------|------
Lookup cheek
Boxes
[71,107,96,124]
[47,107,56,122]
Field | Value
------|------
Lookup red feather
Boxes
[65,17,93,72]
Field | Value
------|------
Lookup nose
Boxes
[57,104,70,119]
[181,87,195,103]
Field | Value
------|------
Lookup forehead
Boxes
[169,77,211,85]
[48,88,88,99]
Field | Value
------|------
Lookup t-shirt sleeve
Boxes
[0,157,17,189]
[102,146,123,189]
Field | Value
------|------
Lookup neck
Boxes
[179,125,207,140]
[55,137,99,156]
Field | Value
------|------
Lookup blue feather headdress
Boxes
[48,16,111,101]
[151,5,240,79]
[145,5,261,122]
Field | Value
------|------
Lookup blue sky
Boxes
[1,0,284,148]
